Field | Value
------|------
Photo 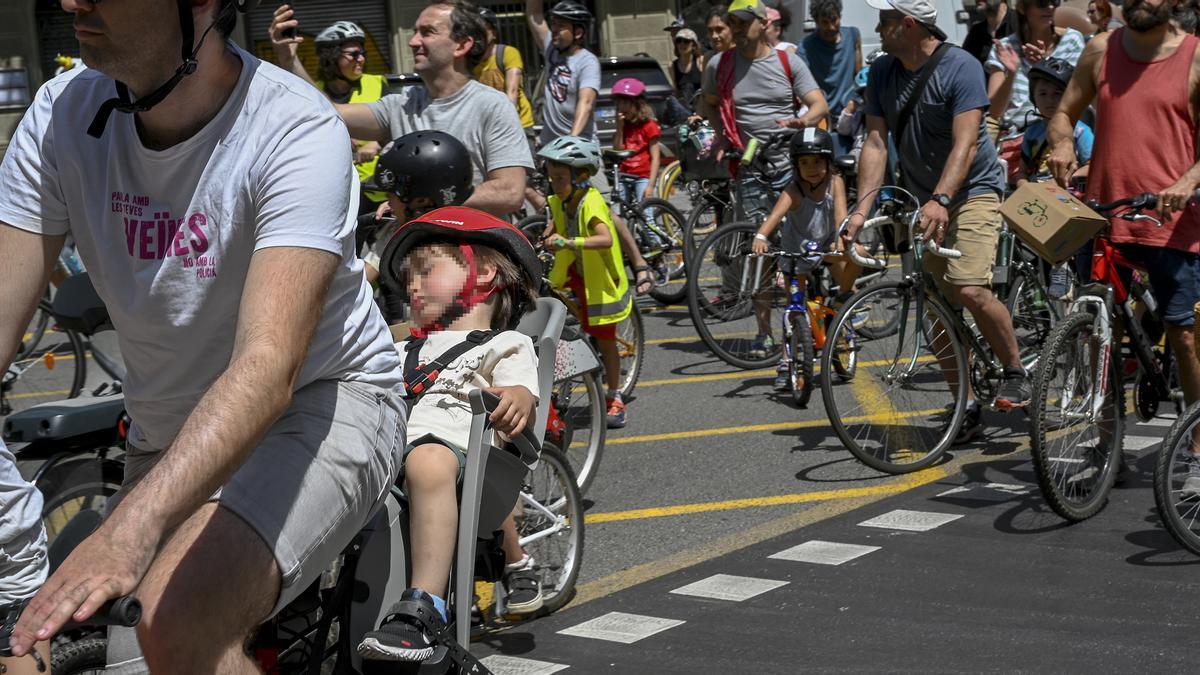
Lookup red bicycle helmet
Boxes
[379,207,542,334]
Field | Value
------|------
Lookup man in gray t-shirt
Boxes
[526,0,601,144]
[846,0,1028,418]
[701,0,828,221]
[336,2,532,217]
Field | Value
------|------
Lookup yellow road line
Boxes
[634,355,936,388]
[607,407,943,445]
[6,389,71,400]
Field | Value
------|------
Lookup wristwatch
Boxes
[931,193,952,208]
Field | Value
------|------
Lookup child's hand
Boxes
[643,183,655,200]
[751,236,770,255]
[547,235,568,251]
[486,386,536,437]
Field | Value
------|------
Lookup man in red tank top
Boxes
[1048,0,1200,421]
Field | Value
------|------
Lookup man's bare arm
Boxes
[798,88,830,128]
[1048,35,1105,185]
[851,115,889,218]
[0,224,64,373]
[505,65,525,107]
[465,166,528,216]
[932,109,983,199]
[334,103,390,143]
[571,88,597,137]
[527,0,550,45]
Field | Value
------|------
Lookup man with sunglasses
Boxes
[844,0,1028,437]
[270,10,395,216]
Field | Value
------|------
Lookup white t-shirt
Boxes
[0,45,403,449]
[399,330,539,451]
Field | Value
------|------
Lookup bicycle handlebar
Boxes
[1088,188,1200,215]
[63,596,142,629]
[919,235,963,260]
[836,215,890,270]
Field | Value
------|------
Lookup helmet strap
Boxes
[412,244,498,337]
[87,0,231,138]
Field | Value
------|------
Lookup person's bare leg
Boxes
[611,216,651,295]
[0,642,50,675]
[134,502,280,675]
[500,509,525,564]
[1167,325,1200,406]
[596,338,621,392]
[957,284,1022,370]
[404,443,462,599]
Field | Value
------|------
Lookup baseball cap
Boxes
[866,0,948,40]
[675,28,700,43]
[729,0,769,21]
[663,16,686,31]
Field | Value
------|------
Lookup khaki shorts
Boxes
[106,379,406,673]
[922,193,1002,297]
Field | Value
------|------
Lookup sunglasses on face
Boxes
[341,49,368,60]
[878,11,906,24]
[1028,0,1061,8]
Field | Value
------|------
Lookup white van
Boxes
[781,0,974,56]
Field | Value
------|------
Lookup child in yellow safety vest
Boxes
[536,136,633,428]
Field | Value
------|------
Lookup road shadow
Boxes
[792,456,895,484]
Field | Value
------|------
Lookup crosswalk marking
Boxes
[937,482,1031,497]
[858,509,963,532]
[557,612,686,644]
[669,574,789,601]
[768,540,881,565]
[479,655,570,675]
[1136,417,1175,427]
[1124,435,1162,450]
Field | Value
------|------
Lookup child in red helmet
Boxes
[612,77,664,248]
[359,207,543,662]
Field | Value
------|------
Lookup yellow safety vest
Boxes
[318,73,387,203]
[548,188,632,326]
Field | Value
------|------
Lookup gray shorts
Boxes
[106,378,405,673]
[0,441,48,605]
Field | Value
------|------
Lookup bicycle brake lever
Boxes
[1126,213,1164,227]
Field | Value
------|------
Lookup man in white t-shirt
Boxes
[334,0,532,218]
[0,0,405,670]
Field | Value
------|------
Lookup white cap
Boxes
[866,0,948,40]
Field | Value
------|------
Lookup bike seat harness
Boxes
[402,330,499,403]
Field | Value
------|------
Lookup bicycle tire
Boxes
[51,636,108,675]
[17,290,52,361]
[820,281,968,474]
[3,307,87,417]
[789,312,815,408]
[826,307,858,381]
[687,222,783,369]
[612,303,644,398]
[552,365,606,494]
[637,198,689,305]
[517,443,584,615]
[1030,311,1124,522]
[656,160,681,200]
[1005,265,1056,372]
[682,191,728,266]
[1153,401,1200,556]
[36,453,124,548]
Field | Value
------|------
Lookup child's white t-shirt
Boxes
[398,330,540,450]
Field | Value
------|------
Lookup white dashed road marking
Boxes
[557,611,686,644]
[937,482,1031,498]
[479,655,570,675]
[858,509,963,532]
[669,573,789,602]
[768,539,882,565]
[1124,435,1163,450]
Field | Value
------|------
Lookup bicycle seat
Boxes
[52,273,113,336]
[834,155,857,175]
[603,149,635,162]
[2,394,126,444]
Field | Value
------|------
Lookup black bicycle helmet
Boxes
[789,127,834,158]
[547,0,593,26]
[1028,57,1075,91]
[478,6,500,30]
[370,131,475,208]
[379,207,542,333]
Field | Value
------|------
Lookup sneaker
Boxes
[749,334,776,359]
[773,368,790,391]
[502,557,544,615]
[606,396,627,428]
[994,368,1032,410]
[358,588,442,662]
[1047,264,1072,300]
[952,403,984,445]
[1181,454,1200,499]
[849,306,870,330]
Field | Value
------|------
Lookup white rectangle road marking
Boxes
[768,540,881,565]
[1137,417,1176,427]
[670,574,789,601]
[1124,435,1162,450]
[479,655,570,675]
[858,509,963,532]
[558,612,686,644]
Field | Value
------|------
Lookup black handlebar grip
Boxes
[63,596,142,629]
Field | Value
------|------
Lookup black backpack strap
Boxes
[496,43,506,73]
[895,42,950,142]
[403,330,500,402]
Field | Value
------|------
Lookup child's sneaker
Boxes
[606,396,627,428]
[773,366,790,391]
[502,555,544,615]
[749,334,776,359]
[1047,264,1072,300]
[358,588,443,662]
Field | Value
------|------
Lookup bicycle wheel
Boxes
[612,303,644,398]
[1030,311,1124,521]
[36,452,124,547]
[788,312,815,408]
[517,443,584,615]
[2,307,87,417]
[52,637,108,675]
[17,290,53,361]
[518,214,553,276]
[638,198,689,305]
[686,222,784,369]
[825,306,859,381]
[551,354,606,494]
[1006,264,1056,372]
[1154,401,1200,555]
[820,281,969,474]
[682,191,728,266]
[656,160,681,200]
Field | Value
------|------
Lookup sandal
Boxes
[634,266,653,296]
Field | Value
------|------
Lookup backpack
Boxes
[716,49,802,153]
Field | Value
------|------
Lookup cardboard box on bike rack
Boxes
[999,182,1107,264]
